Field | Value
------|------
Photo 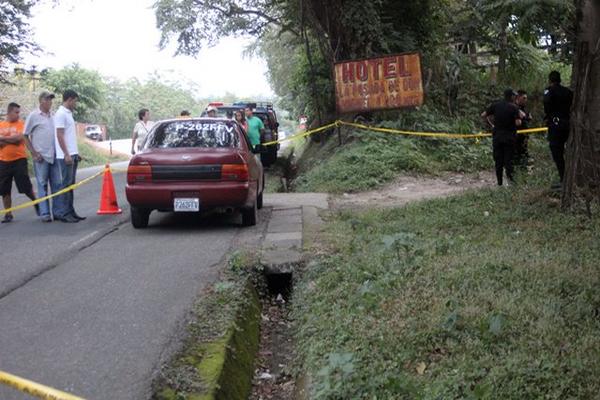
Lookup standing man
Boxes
[24,91,61,222]
[206,105,218,118]
[54,89,84,223]
[544,70,573,188]
[481,88,523,186]
[514,90,532,171]
[131,108,153,154]
[0,103,38,223]
[244,106,264,150]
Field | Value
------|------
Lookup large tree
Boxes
[562,0,600,210]
[0,0,40,82]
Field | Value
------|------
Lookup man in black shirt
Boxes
[514,90,532,170]
[543,70,573,186]
[481,88,523,186]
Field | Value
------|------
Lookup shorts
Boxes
[0,158,33,196]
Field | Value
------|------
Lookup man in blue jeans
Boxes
[54,89,84,223]
[24,92,62,222]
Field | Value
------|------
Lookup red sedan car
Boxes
[126,118,264,228]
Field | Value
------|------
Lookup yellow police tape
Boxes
[0,165,128,216]
[0,123,548,216]
[0,370,85,400]
[263,120,548,145]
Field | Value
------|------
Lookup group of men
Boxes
[0,90,85,223]
[482,70,573,187]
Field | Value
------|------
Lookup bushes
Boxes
[294,111,495,193]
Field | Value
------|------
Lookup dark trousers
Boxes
[513,135,529,169]
[493,140,514,186]
[548,126,569,182]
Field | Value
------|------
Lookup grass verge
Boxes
[293,163,600,398]
[153,251,262,400]
[77,138,128,168]
[291,111,554,193]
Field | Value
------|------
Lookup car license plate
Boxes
[174,198,199,212]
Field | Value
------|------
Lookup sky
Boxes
[23,0,274,98]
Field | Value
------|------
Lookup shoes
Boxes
[2,213,13,223]
[72,213,86,221]
[41,215,52,222]
[34,204,40,216]
[55,215,79,223]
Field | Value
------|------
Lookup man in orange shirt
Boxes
[0,102,38,223]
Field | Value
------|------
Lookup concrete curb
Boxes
[154,280,261,400]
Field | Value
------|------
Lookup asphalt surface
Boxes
[0,162,266,399]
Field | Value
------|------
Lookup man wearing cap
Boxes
[206,105,218,118]
[24,91,62,222]
[543,70,573,188]
[54,89,83,223]
[481,89,523,186]
[0,102,39,223]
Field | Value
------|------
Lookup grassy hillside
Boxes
[294,151,600,399]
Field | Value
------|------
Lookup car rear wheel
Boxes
[131,207,151,229]
[257,175,264,210]
[241,199,257,227]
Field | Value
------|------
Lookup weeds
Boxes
[293,150,600,399]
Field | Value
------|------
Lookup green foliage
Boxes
[0,1,41,82]
[43,64,107,122]
[293,152,600,399]
[294,111,495,193]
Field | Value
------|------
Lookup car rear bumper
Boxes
[125,181,257,210]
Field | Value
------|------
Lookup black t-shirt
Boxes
[543,84,573,121]
[486,100,520,138]
[519,105,531,130]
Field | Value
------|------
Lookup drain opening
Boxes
[264,270,293,298]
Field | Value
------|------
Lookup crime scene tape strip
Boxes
[263,120,548,146]
[0,370,85,400]
[0,164,129,216]
[262,121,339,146]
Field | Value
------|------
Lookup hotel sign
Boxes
[334,53,424,113]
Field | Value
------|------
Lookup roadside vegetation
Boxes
[77,139,128,169]
[292,151,600,399]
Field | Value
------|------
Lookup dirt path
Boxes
[331,171,495,209]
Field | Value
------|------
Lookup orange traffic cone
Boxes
[97,165,122,215]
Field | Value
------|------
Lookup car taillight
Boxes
[127,165,152,184]
[222,164,249,181]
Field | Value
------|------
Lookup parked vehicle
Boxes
[125,118,264,229]
[201,102,280,166]
[85,125,103,141]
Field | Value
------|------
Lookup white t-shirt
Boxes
[54,105,78,159]
[134,121,154,149]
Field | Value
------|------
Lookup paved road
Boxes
[92,138,132,157]
[0,163,267,399]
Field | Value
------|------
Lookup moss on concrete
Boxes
[153,280,261,400]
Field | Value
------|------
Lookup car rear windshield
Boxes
[146,121,239,149]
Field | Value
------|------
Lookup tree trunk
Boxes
[562,0,600,209]
[497,18,510,80]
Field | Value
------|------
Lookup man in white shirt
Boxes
[54,89,83,223]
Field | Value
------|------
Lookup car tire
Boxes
[241,199,257,227]
[257,191,263,210]
[131,207,150,229]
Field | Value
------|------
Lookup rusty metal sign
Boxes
[334,53,424,114]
